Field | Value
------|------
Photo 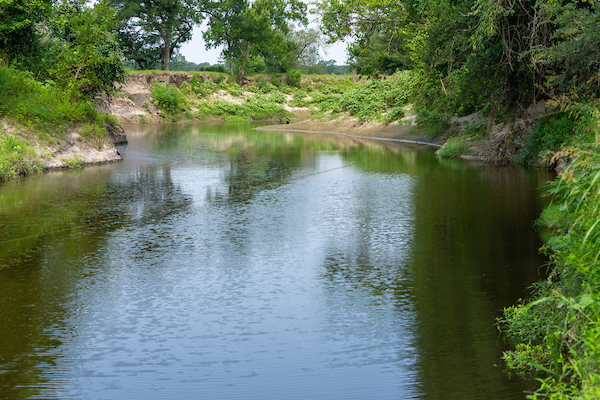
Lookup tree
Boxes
[50,1,126,99]
[203,0,307,83]
[114,22,163,70]
[0,0,51,64]
[286,28,327,72]
[110,0,203,71]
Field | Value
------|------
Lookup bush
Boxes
[289,89,308,107]
[514,108,596,166]
[0,66,98,130]
[383,107,406,124]
[257,77,278,94]
[415,110,450,136]
[500,143,600,398]
[195,96,287,121]
[436,138,470,158]
[151,83,184,115]
[0,134,36,180]
[286,70,302,88]
[268,92,286,104]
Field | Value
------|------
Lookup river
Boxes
[0,121,552,399]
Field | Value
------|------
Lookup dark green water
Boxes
[0,122,551,399]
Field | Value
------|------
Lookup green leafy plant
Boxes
[151,83,185,116]
[286,69,302,88]
[436,138,470,158]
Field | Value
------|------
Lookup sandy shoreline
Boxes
[255,117,444,148]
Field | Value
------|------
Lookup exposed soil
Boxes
[95,72,554,165]
[1,118,123,171]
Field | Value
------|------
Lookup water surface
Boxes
[0,122,551,399]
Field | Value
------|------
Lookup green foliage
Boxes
[203,0,307,83]
[322,74,415,122]
[500,138,600,398]
[0,134,36,180]
[196,95,288,121]
[51,2,126,99]
[514,108,597,167]
[151,83,185,115]
[536,1,600,100]
[0,66,97,129]
[0,0,51,57]
[111,0,202,71]
[383,107,405,124]
[257,77,278,93]
[267,92,286,103]
[286,69,302,88]
[190,76,227,97]
[415,110,450,136]
[436,139,470,158]
[61,155,84,169]
[289,88,308,107]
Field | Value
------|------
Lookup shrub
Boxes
[415,110,450,136]
[514,107,596,166]
[383,107,406,124]
[0,66,98,130]
[151,83,184,115]
[436,138,470,158]
[268,92,286,104]
[0,134,36,180]
[286,70,302,88]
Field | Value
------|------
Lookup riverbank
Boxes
[499,144,600,399]
[100,71,565,165]
[1,117,123,173]
[0,66,129,180]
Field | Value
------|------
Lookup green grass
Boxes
[0,133,37,180]
[0,66,98,132]
[436,138,470,158]
[500,141,600,398]
[0,65,121,181]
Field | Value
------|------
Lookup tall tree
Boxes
[50,1,126,99]
[110,0,204,70]
[203,0,307,83]
[0,0,51,63]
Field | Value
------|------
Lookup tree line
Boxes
[317,0,600,115]
[0,0,341,97]
[2,0,599,113]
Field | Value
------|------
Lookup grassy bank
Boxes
[145,72,365,122]
[0,66,120,181]
[498,129,600,397]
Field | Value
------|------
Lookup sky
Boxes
[179,22,350,66]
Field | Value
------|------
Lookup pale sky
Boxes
[179,20,349,65]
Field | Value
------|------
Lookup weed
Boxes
[286,70,302,88]
[151,83,185,116]
[62,155,84,169]
[500,142,600,398]
[436,138,470,158]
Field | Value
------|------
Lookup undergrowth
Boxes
[499,143,600,399]
[0,66,98,132]
[514,106,597,167]
[0,133,37,180]
[436,138,470,158]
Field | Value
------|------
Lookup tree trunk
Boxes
[227,42,234,76]
[163,41,171,71]
[237,44,251,85]
[163,28,172,71]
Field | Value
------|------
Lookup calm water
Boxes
[0,122,551,399]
